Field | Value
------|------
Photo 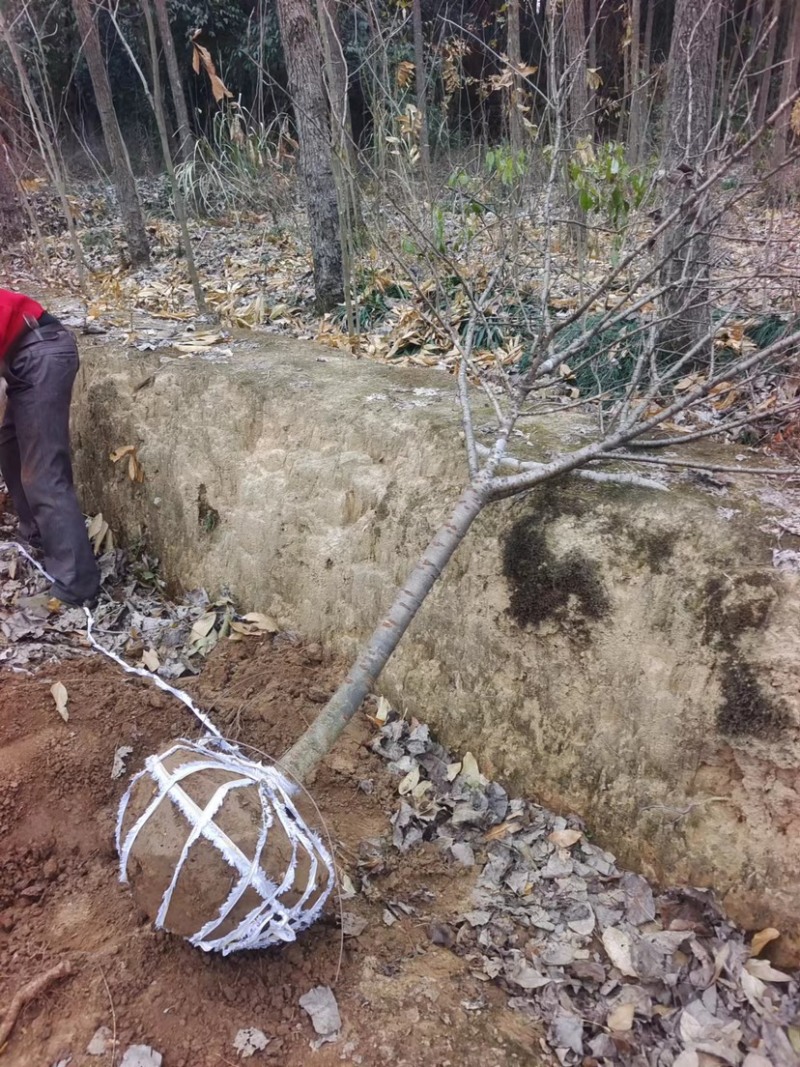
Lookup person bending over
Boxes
[0,288,100,607]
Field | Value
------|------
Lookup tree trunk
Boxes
[411,0,431,181]
[275,0,344,311]
[0,141,23,244]
[152,0,194,165]
[282,478,491,781]
[507,0,523,151]
[317,0,362,234]
[564,0,591,144]
[628,0,644,164]
[770,0,800,193]
[657,0,720,359]
[71,0,149,266]
[755,0,781,132]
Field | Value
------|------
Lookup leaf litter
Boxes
[370,714,800,1066]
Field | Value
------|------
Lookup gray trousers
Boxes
[0,324,100,605]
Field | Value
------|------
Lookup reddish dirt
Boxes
[0,634,544,1067]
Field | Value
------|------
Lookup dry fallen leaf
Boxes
[602,927,638,977]
[241,612,279,633]
[548,828,583,848]
[109,444,136,462]
[50,681,69,722]
[141,648,160,672]
[750,927,780,957]
[607,1002,635,1032]
[190,611,218,641]
[745,958,792,983]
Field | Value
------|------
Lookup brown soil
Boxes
[0,634,544,1067]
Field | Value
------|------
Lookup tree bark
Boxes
[152,0,194,165]
[627,0,644,164]
[657,0,721,360]
[507,0,523,151]
[755,0,781,131]
[317,0,362,235]
[275,0,344,311]
[71,0,150,265]
[564,0,591,144]
[0,140,23,244]
[282,478,491,781]
[770,0,800,192]
[411,0,431,181]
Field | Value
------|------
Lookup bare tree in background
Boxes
[770,0,800,196]
[411,0,431,183]
[71,0,150,265]
[276,0,344,311]
[0,141,22,243]
[152,0,194,165]
[656,0,721,360]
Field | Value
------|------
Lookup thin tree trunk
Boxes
[0,8,87,287]
[507,0,523,151]
[0,140,23,243]
[318,0,362,233]
[72,0,150,265]
[657,0,720,359]
[770,0,800,193]
[152,0,194,165]
[564,0,591,144]
[282,478,491,781]
[412,0,431,182]
[139,0,206,312]
[275,0,344,311]
[628,0,644,164]
[587,0,598,121]
[755,0,781,132]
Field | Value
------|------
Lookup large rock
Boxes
[72,332,800,961]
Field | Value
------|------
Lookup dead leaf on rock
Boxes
[750,927,780,957]
[50,681,69,722]
[241,612,279,633]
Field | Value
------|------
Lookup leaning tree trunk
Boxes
[72,0,149,265]
[627,0,644,164]
[275,0,344,311]
[0,141,23,243]
[152,0,194,165]
[656,0,721,360]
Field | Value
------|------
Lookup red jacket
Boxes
[0,289,44,362]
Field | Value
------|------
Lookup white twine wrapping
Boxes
[0,540,336,952]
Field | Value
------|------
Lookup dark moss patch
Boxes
[701,574,775,646]
[628,528,679,574]
[503,513,609,629]
[197,484,220,535]
[717,659,789,737]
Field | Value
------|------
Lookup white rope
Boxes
[0,540,335,953]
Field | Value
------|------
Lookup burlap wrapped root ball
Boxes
[116,739,334,953]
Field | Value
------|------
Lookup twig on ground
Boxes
[0,960,73,1052]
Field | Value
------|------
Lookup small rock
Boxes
[427,922,455,948]
[233,1028,269,1058]
[120,1046,162,1067]
[87,1026,114,1056]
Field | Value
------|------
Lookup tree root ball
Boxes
[117,740,333,949]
